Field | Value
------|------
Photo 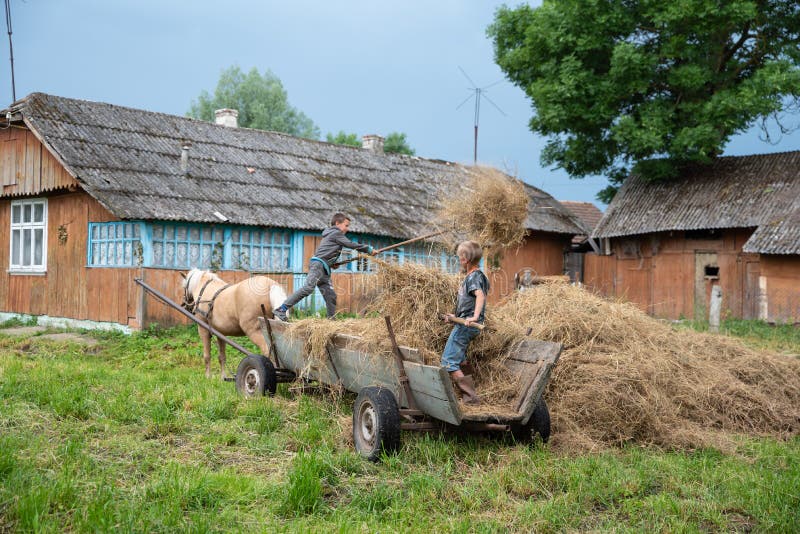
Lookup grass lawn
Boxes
[0,323,798,532]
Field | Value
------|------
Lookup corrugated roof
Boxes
[593,151,800,254]
[744,209,800,254]
[5,93,583,240]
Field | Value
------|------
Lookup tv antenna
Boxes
[455,66,506,164]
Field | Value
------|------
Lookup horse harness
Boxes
[183,271,231,321]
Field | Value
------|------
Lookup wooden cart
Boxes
[238,317,562,461]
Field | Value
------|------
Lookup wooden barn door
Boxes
[742,260,760,320]
[694,252,718,320]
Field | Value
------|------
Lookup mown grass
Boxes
[0,323,798,532]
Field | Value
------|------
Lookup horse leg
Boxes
[216,336,228,381]
[199,325,212,379]
[245,328,269,360]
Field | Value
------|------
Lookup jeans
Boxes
[441,324,480,372]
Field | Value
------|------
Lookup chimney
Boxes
[362,134,384,153]
[214,108,239,128]
[180,142,191,175]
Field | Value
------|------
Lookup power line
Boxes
[5,0,15,102]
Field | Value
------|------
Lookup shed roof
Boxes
[593,151,800,254]
[5,93,583,240]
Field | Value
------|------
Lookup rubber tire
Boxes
[511,398,551,444]
[352,387,401,462]
[235,355,277,397]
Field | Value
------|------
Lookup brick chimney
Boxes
[214,108,239,128]
[362,134,384,153]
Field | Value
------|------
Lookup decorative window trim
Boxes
[88,222,143,267]
[9,198,47,273]
[229,227,292,272]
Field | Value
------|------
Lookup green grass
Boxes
[0,323,798,532]
[681,318,800,354]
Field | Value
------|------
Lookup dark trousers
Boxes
[283,261,337,318]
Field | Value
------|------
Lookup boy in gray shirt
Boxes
[274,213,376,320]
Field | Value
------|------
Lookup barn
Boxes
[0,93,584,331]
[584,151,800,323]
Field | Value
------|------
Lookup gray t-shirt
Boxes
[455,270,489,322]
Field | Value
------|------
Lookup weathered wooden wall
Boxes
[760,256,800,323]
[1,125,77,195]
[583,229,799,322]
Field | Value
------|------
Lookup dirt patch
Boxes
[0,326,47,336]
[39,333,99,347]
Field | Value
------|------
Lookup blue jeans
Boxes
[441,324,480,372]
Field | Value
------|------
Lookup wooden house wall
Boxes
[1,126,77,195]
[0,191,131,322]
[582,229,782,320]
[489,232,570,302]
[759,256,800,323]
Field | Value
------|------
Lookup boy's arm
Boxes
[333,232,374,254]
[464,289,485,326]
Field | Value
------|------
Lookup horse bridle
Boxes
[182,270,231,319]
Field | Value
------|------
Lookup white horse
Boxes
[181,269,287,379]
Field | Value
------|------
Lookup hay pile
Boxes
[286,261,800,451]
[437,166,529,251]
[491,284,800,451]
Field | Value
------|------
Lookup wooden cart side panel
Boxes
[402,361,462,425]
[331,347,403,402]
[513,341,562,425]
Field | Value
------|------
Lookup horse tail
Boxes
[269,283,287,310]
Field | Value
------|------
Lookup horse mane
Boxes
[184,268,225,295]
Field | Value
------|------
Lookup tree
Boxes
[325,131,361,147]
[188,65,320,139]
[488,1,800,202]
[384,132,416,155]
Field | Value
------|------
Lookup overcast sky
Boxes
[2,0,798,207]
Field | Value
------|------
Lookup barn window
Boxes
[230,228,291,272]
[88,222,143,266]
[9,199,47,273]
[151,223,224,269]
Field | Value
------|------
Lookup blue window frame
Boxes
[230,228,291,272]
[151,223,224,269]
[88,222,142,266]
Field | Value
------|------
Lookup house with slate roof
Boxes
[0,93,585,331]
[584,151,800,323]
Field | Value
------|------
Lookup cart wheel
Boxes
[511,398,551,444]
[352,387,401,462]
[235,355,277,397]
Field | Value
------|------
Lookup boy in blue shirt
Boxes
[274,213,376,320]
[442,240,488,404]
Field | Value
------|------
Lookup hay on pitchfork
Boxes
[437,166,529,251]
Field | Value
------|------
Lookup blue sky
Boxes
[2,0,798,207]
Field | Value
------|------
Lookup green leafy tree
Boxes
[488,1,800,202]
[325,131,361,147]
[188,65,320,139]
[384,132,416,155]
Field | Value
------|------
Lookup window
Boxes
[88,222,143,266]
[152,223,224,269]
[10,199,47,272]
[230,228,291,272]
